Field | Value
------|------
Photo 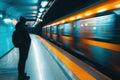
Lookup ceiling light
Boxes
[3,18,12,23]
[41,1,49,7]
[38,13,42,16]
[39,8,45,12]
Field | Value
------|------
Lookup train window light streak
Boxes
[61,20,65,23]
[85,12,92,16]
[76,16,82,19]
[56,22,59,25]
[70,18,75,21]
[115,4,120,8]
[41,1,49,7]
[97,8,107,13]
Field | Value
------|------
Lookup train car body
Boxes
[73,13,120,75]
[51,25,57,42]
[61,23,74,49]
[42,3,120,78]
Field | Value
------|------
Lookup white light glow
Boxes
[3,18,12,23]
[85,23,88,26]
[39,8,45,12]
[0,14,3,18]
[38,13,42,17]
[93,27,96,30]
[38,13,42,16]
[41,1,49,7]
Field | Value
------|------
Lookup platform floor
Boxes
[0,34,111,80]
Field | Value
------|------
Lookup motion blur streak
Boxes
[81,39,120,52]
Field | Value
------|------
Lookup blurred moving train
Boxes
[42,1,120,78]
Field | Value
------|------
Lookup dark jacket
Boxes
[15,21,31,47]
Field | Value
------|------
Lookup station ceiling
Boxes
[0,0,54,26]
[0,0,103,26]
[0,0,39,19]
[39,0,104,27]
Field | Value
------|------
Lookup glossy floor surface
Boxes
[0,34,78,80]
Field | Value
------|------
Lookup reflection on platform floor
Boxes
[0,48,19,80]
[0,34,78,80]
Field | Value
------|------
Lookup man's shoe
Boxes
[24,75,30,80]
[24,73,30,80]
[18,76,30,80]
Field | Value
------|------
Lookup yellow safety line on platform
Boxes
[38,36,96,80]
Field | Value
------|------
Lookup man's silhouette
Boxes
[13,16,31,80]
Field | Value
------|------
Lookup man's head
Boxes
[20,16,26,23]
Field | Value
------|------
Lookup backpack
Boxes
[12,30,21,47]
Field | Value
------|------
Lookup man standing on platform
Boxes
[12,16,31,80]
